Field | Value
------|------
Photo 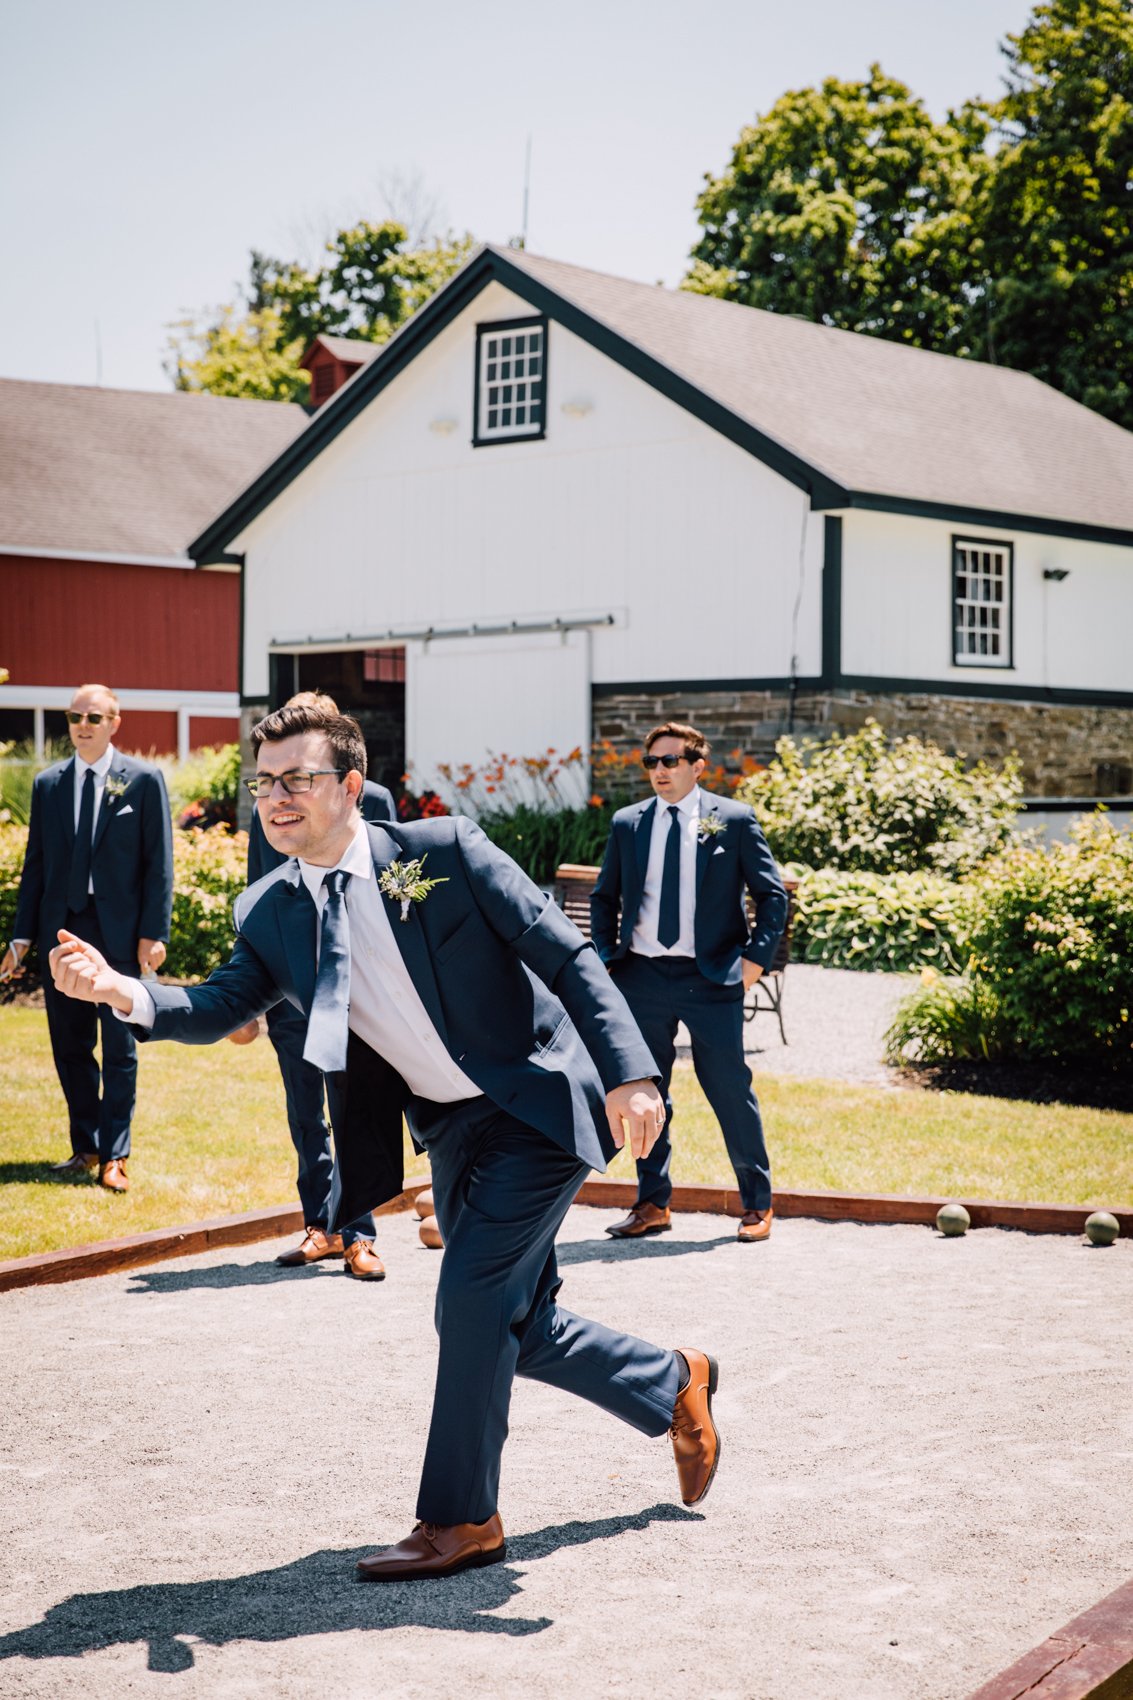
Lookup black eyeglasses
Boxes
[244,768,346,799]
[66,711,109,726]
[642,753,690,770]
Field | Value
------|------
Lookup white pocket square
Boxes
[115,804,134,816]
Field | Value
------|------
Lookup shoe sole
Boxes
[605,1223,672,1239]
[356,1542,506,1582]
[344,1268,387,1280]
[684,1354,721,1508]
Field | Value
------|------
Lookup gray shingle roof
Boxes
[0,380,308,558]
[503,249,1133,536]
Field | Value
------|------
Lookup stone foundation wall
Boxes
[592,686,1133,798]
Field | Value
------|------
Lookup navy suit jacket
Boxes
[246,778,395,883]
[590,792,787,985]
[14,752,174,964]
[134,817,658,1224]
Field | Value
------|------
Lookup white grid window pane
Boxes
[954,544,1010,666]
[478,324,545,440]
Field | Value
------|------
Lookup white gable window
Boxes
[473,316,547,445]
[952,537,1013,668]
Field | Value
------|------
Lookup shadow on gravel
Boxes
[127,1261,326,1294]
[557,1236,736,1266]
[0,1505,697,1670]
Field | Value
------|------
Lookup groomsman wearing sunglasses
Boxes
[591,722,787,1243]
[3,684,173,1191]
[237,691,396,1280]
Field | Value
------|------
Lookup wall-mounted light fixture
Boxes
[560,398,594,418]
[1042,568,1071,581]
[429,417,459,435]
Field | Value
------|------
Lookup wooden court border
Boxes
[2,1177,1127,1293]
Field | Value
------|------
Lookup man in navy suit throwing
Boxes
[591,721,787,1243]
[3,683,173,1193]
[238,690,395,1280]
[49,703,721,1580]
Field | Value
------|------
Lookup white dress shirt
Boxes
[122,819,480,1103]
[630,784,702,958]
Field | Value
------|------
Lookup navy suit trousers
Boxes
[412,1096,681,1525]
[613,953,772,1214]
[265,1001,376,1247]
[41,903,137,1162]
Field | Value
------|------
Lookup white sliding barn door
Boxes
[406,629,591,802]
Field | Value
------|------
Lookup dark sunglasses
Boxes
[642,753,690,770]
[244,768,346,799]
[66,711,109,726]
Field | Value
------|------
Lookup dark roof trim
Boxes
[820,491,1133,550]
[593,673,1133,709]
[189,248,849,561]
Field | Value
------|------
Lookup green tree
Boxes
[975,0,1133,426]
[686,66,990,352]
[168,224,474,401]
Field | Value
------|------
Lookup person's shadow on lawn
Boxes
[0,1504,699,1671]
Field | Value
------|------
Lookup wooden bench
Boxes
[555,863,797,1044]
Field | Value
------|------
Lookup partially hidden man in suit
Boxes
[239,690,395,1280]
[591,721,787,1244]
[3,683,173,1193]
[49,702,721,1581]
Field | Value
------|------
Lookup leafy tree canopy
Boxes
[168,223,474,402]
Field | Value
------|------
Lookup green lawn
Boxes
[2,1006,1130,1261]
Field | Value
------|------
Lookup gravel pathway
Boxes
[2,1205,1130,1700]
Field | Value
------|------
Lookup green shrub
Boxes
[0,740,70,827]
[478,803,616,886]
[0,824,30,970]
[884,970,1007,1063]
[961,815,1133,1063]
[738,720,1022,876]
[160,743,241,829]
[164,828,249,979]
[790,866,967,973]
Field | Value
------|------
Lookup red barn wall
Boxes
[0,556,239,690]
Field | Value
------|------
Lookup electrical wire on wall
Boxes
[787,501,810,732]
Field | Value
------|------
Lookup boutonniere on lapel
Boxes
[104,774,129,805]
[378,856,448,922]
[696,813,725,844]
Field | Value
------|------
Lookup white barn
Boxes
[190,247,1133,809]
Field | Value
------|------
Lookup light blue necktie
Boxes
[302,869,351,1074]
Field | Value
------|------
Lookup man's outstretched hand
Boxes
[50,930,135,1014]
[606,1079,665,1161]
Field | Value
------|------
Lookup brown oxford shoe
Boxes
[737,1208,773,1243]
[356,1515,506,1582]
[343,1240,386,1280]
[51,1153,98,1177]
[98,1159,129,1193]
[670,1347,721,1507]
[275,1227,344,1266]
[606,1201,672,1239]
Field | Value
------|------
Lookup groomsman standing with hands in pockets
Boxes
[591,722,787,1243]
[3,683,173,1193]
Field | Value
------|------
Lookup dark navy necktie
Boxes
[67,768,95,914]
[657,804,683,948]
[302,869,352,1073]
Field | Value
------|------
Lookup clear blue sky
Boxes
[2,0,1035,393]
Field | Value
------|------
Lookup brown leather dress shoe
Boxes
[343,1240,386,1280]
[276,1227,344,1266]
[356,1515,506,1581]
[737,1208,773,1242]
[51,1154,99,1177]
[670,1347,721,1506]
[606,1202,672,1239]
[98,1159,129,1193]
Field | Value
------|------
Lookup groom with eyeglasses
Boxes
[47,700,723,1580]
[3,683,173,1191]
[591,721,787,1243]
